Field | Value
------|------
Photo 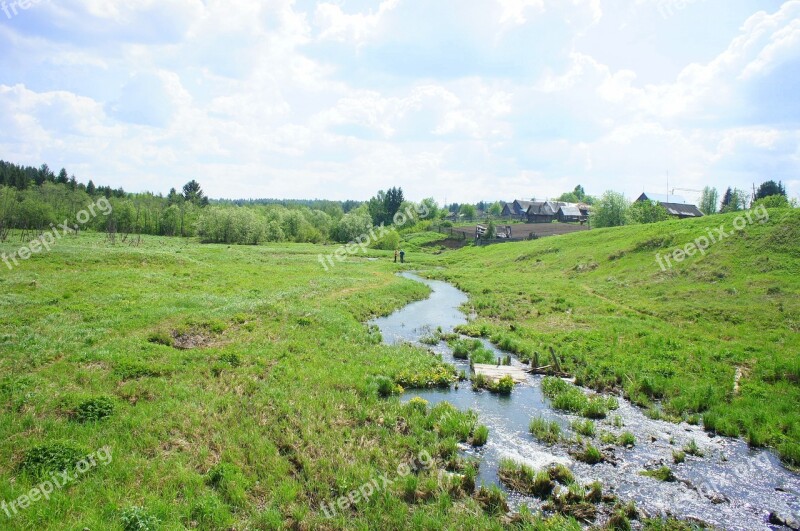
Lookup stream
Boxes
[370,272,800,531]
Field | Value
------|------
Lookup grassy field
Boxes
[0,208,798,529]
[431,208,800,465]
[1,235,563,529]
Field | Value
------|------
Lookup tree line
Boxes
[0,159,449,246]
[591,180,793,228]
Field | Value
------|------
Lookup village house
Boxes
[636,193,704,219]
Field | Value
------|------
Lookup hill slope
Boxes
[434,208,800,464]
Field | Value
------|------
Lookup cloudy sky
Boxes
[1,0,798,204]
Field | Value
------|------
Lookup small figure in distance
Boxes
[394,249,398,263]
[399,249,405,264]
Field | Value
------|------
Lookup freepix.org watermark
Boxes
[320,449,433,518]
[1,197,112,271]
[1,0,44,20]
[655,205,769,272]
[1,446,112,519]
[318,203,429,272]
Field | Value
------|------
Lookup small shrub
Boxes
[472,425,489,447]
[672,450,686,464]
[120,506,160,531]
[490,375,515,395]
[74,396,115,423]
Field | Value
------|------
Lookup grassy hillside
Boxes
[431,208,800,464]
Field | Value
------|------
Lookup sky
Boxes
[0,0,798,204]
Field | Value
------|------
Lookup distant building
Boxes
[502,200,534,220]
[557,205,584,223]
[636,193,704,219]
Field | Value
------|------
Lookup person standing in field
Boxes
[400,250,405,263]
[394,249,398,263]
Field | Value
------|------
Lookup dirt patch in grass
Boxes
[171,328,217,350]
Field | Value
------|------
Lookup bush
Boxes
[619,432,636,447]
[672,450,686,464]
[120,506,160,531]
[74,396,115,423]
[491,375,515,395]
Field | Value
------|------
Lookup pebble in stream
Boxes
[371,273,800,531]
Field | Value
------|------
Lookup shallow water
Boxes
[370,273,800,531]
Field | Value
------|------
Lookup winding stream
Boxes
[371,272,800,531]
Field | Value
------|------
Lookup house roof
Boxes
[525,202,548,215]
[638,192,688,204]
[661,202,704,217]
[558,205,583,217]
[514,200,534,212]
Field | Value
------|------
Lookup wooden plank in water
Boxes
[472,364,529,384]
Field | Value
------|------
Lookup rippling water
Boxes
[370,272,800,531]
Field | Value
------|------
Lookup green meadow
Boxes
[0,207,798,529]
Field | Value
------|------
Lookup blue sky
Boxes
[0,0,798,204]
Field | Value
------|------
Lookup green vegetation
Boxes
[431,208,800,464]
[471,424,489,447]
[73,396,115,423]
[530,416,563,445]
[571,419,596,437]
[640,467,677,482]
[541,377,619,419]
[2,193,799,527]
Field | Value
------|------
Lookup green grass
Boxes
[2,207,799,527]
[571,419,596,437]
[640,467,677,482]
[529,416,562,445]
[428,208,800,464]
[0,233,577,529]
